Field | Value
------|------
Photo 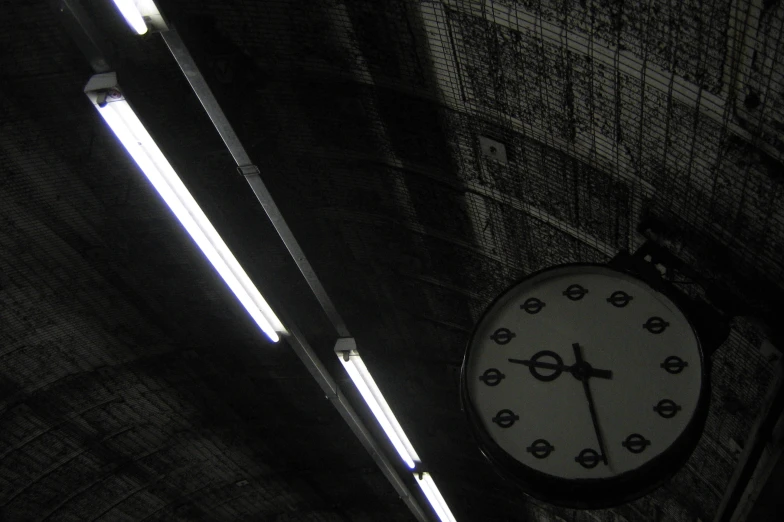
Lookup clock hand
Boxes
[572,342,584,364]
[508,358,563,370]
[581,379,609,465]
[507,358,613,379]
[572,343,609,465]
[581,367,612,379]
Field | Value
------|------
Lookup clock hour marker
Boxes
[490,327,515,345]
[479,368,505,386]
[622,434,651,454]
[492,409,519,428]
[520,297,546,314]
[575,448,603,469]
[654,399,682,419]
[606,290,633,308]
[526,439,554,459]
[518,350,565,381]
[661,356,688,374]
[562,284,589,301]
[643,316,670,334]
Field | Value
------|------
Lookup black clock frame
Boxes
[460,263,712,509]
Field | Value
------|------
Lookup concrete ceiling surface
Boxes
[2,1,784,522]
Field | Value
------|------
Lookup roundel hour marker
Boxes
[479,368,505,386]
[526,350,565,382]
[575,448,602,469]
[520,297,546,314]
[563,284,589,301]
[661,356,688,374]
[643,316,670,334]
[654,399,681,419]
[622,434,651,454]
[492,409,519,428]
[526,439,554,459]
[490,327,515,345]
[606,290,633,308]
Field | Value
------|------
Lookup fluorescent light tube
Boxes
[337,346,420,469]
[415,473,457,522]
[85,73,285,343]
[110,0,168,33]
[111,0,148,34]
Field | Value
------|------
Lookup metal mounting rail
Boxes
[161,30,350,340]
[159,27,428,522]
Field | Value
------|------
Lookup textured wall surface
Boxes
[2,0,784,521]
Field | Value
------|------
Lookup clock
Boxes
[461,263,710,508]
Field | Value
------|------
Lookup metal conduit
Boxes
[159,26,429,522]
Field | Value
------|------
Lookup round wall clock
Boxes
[461,264,710,508]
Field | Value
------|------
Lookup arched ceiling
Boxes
[2,1,784,521]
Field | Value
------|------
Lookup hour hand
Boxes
[508,357,612,380]
[586,367,613,379]
[508,351,570,382]
[508,358,566,371]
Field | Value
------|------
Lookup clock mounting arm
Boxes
[608,240,731,359]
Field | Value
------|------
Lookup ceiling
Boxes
[1,0,784,521]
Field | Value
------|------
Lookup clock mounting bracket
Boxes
[608,241,731,359]
[637,214,784,349]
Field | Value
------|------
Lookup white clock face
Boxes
[466,265,703,480]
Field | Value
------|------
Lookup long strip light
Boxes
[85,73,285,343]
[97,5,451,519]
[110,0,167,34]
[110,0,148,34]
[336,339,420,469]
[415,473,457,522]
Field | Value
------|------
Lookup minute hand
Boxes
[507,358,613,379]
[573,343,609,465]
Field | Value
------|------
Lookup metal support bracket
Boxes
[609,242,732,359]
[237,164,261,177]
[334,337,357,354]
